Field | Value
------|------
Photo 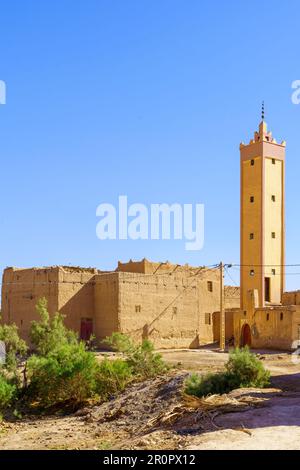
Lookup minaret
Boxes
[240,106,286,310]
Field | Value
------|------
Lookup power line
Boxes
[231,263,300,267]
[230,266,300,276]
[224,266,239,287]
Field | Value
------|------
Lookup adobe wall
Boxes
[1,266,100,344]
[57,267,98,335]
[1,263,241,349]
[116,259,207,275]
[94,273,119,341]
[213,309,235,343]
[282,291,300,306]
[1,267,59,343]
[233,305,300,351]
[224,286,240,309]
[116,269,238,349]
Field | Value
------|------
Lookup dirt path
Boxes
[1,349,300,450]
[187,393,300,450]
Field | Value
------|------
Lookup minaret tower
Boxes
[240,105,286,310]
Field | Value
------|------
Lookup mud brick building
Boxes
[1,259,239,348]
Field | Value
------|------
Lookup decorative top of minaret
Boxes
[261,101,265,121]
[239,103,286,148]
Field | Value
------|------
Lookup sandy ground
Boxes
[188,395,300,450]
[1,349,300,450]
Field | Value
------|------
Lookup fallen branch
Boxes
[144,392,269,430]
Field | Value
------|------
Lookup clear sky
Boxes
[1,0,300,289]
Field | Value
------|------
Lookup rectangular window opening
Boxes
[207,281,213,292]
[265,277,271,302]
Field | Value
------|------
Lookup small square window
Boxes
[272,232,276,239]
[207,281,213,292]
[272,158,276,165]
[250,196,254,203]
[135,305,141,313]
[250,233,254,240]
[251,159,255,166]
[272,269,276,275]
[271,195,276,202]
[205,313,211,325]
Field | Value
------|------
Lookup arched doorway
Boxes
[241,324,251,347]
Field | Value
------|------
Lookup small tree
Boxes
[26,342,99,408]
[104,333,167,379]
[30,298,78,355]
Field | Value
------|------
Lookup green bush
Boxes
[126,339,167,378]
[0,373,16,409]
[104,332,133,353]
[185,371,231,397]
[95,358,132,399]
[225,346,270,389]
[185,347,270,398]
[30,298,78,356]
[26,342,99,408]
[0,323,27,374]
[104,333,167,379]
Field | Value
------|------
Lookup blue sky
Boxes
[0,0,300,289]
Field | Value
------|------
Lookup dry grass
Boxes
[145,391,270,430]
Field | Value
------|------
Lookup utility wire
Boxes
[231,263,300,267]
[224,266,239,287]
